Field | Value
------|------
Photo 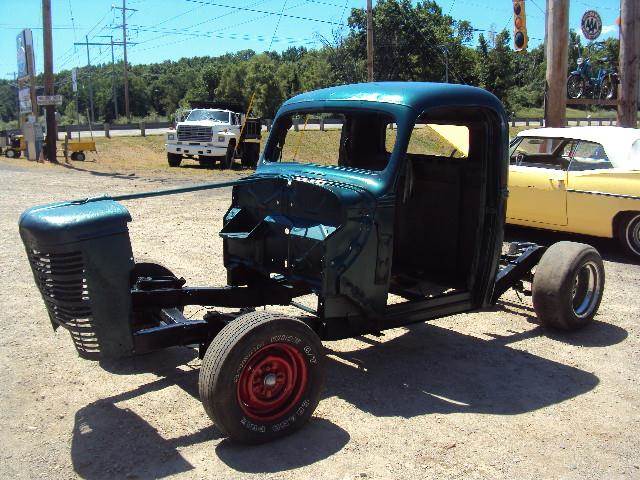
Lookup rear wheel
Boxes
[616,212,640,258]
[601,74,617,100]
[241,143,260,169]
[199,311,325,444]
[532,241,605,331]
[167,152,182,167]
[567,74,585,99]
[75,151,86,162]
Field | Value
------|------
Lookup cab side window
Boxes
[569,141,612,171]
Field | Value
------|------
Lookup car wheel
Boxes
[167,152,182,167]
[199,311,325,444]
[532,241,605,331]
[5,148,16,158]
[567,74,585,99]
[617,212,640,258]
[70,152,78,161]
[221,141,235,170]
[75,151,86,162]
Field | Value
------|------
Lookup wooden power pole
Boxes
[544,0,569,128]
[42,0,57,162]
[617,0,640,128]
[113,0,137,120]
[366,0,374,82]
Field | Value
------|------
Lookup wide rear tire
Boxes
[199,311,325,444]
[532,242,605,331]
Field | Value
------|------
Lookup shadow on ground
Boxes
[71,318,625,478]
[505,224,637,265]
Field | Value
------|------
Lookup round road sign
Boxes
[581,10,602,41]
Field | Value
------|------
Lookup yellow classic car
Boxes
[508,126,640,258]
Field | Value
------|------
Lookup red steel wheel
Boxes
[199,311,325,444]
[237,343,308,422]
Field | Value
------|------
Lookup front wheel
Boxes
[5,148,16,158]
[532,241,605,331]
[221,141,235,170]
[567,74,585,99]
[617,212,640,258]
[167,152,182,167]
[199,311,325,444]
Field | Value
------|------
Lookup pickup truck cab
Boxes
[20,82,606,444]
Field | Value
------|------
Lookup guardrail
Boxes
[51,116,636,140]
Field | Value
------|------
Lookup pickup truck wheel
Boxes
[5,148,16,158]
[616,212,640,258]
[167,153,182,167]
[199,311,325,444]
[75,151,86,162]
[221,141,235,170]
[532,241,605,331]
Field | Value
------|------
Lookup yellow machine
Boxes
[1,133,27,158]
[63,137,96,162]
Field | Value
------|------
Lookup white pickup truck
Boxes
[165,106,261,169]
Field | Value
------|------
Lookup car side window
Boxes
[510,137,572,170]
[569,141,613,171]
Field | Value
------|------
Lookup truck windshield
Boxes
[186,110,229,123]
[266,111,395,171]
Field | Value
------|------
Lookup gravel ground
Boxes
[1,158,639,480]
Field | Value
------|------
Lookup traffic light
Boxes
[513,0,528,51]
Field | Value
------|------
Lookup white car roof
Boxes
[516,126,640,170]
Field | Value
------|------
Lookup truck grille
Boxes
[27,249,100,359]
[177,125,213,142]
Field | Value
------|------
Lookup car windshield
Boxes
[186,110,229,123]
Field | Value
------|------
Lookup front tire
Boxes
[567,74,585,99]
[5,148,16,158]
[532,242,605,331]
[199,311,325,444]
[75,151,86,162]
[167,152,182,167]
[617,212,640,258]
[221,141,235,170]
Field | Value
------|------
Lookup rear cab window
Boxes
[266,111,396,172]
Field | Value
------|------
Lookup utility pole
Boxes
[76,35,96,124]
[617,0,640,127]
[544,0,569,128]
[74,37,132,123]
[42,0,57,162]
[366,0,374,82]
[113,0,137,120]
[98,35,118,120]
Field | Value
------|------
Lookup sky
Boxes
[0,0,622,80]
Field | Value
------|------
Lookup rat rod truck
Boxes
[19,82,605,444]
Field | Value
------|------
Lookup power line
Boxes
[183,0,344,26]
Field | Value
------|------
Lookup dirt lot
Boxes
[1,153,639,480]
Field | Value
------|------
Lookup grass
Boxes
[6,124,535,178]
[513,106,635,119]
